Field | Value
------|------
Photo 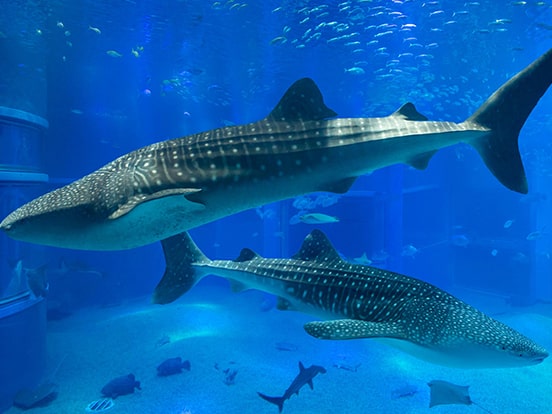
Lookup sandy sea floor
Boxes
[5,283,552,414]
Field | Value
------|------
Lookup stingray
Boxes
[13,355,67,409]
[13,382,58,409]
[427,380,493,414]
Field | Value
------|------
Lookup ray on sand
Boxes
[428,380,493,414]
[13,382,58,410]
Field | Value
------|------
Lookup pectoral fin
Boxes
[304,319,406,340]
[229,280,248,293]
[407,150,437,170]
[109,188,203,220]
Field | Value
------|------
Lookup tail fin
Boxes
[152,232,209,304]
[258,392,285,413]
[466,48,552,194]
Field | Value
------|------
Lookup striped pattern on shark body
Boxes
[154,230,548,369]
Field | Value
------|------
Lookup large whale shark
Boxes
[1,49,551,250]
[154,230,548,369]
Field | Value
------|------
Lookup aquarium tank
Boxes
[0,0,551,413]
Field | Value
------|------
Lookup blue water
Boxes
[1,0,551,413]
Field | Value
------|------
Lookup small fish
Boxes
[536,23,552,31]
[371,250,390,263]
[157,357,191,376]
[489,18,512,25]
[56,21,64,28]
[270,36,287,45]
[275,342,298,351]
[374,30,394,38]
[299,213,340,224]
[503,219,514,229]
[223,368,238,385]
[101,374,140,398]
[511,252,527,263]
[526,230,544,240]
[391,384,418,399]
[88,25,101,34]
[401,244,418,257]
[106,50,122,58]
[353,252,372,265]
[451,234,470,247]
[333,361,361,371]
[344,67,365,75]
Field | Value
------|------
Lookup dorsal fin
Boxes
[266,78,338,122]
[234,248,259,262]
[292,230,342,262]
[391,103,428,121]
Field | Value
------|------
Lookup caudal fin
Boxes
[258,392,285,413]
[152,232,209,304]
[466,48,552,194]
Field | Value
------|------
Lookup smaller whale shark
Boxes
[154,230,548,368]
[258,361,326,413]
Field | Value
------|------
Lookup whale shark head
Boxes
[373,306,549,368]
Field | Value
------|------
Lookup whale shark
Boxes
[1,49,551,250]
[153,230,548,369]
